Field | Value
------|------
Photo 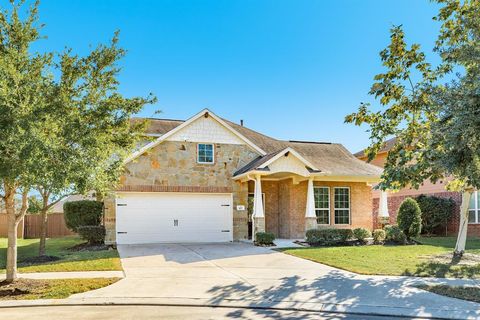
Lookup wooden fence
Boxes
[0,214,24,238]
[0,213,76,239]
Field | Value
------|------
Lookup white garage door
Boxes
[115,193,233,244]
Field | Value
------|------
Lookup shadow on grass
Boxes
[0,237,118,271]
[403,254,480,278]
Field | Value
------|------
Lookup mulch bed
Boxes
[19,255,60,266]
[0,279,47,298]
[293,239,419,247]
[68,242,112,252]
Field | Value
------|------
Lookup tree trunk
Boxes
[454,190,472,256]
[38,208,48,256]
[38,192,50,257]
[4,186,18,283]
[4,186,29,283]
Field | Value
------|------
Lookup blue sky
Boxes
[27,0,440,153]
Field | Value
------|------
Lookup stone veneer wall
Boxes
[248,179,373,239]
[104,141,259,244]
[372,191,480,236]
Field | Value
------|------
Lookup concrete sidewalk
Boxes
[0,270,124,280]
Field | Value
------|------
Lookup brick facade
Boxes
[249,179,373,239]
[372,191,480,236]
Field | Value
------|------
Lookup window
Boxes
[334,187,350,224]
[197,143,214,163]
[468,191,480,224]
[314,187,330,225]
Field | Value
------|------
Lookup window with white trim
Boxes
[334,187,350,224]
[197,143,214,163]
[468,191,480,224]
[314,187,330,225]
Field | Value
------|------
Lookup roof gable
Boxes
[166,113,245,145]
[125,109,266,163]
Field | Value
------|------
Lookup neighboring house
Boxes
[355,137,480,236]
[49,193,96,213]
[103,109,382,245]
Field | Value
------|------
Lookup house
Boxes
[103,109,383,245]
[355,137,480,236]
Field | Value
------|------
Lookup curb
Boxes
[0,297,478,320]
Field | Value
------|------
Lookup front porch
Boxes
[245,175,377,239]
[233,147,382,240]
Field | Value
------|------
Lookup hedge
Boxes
[255,232,275,245]
[77,225,106,245]
[64,200,103,232]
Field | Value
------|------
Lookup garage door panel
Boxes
[116,193,233,244]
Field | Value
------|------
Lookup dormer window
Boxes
[197,143,214,164]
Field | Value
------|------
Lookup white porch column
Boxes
[252,174,265,240]
[305,177,318,231]
[378,190,390,226]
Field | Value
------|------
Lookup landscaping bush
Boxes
[416,194,455,235]
[384,225,407,244]
[77,225,106,245]
[305,228,353,245]
[397,198,422,239]
[64,200,103,232]
[337,228,354,242]
[353,228,371,243]
[372,229,386,244]
[255,232,275,245]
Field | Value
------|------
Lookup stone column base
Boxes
[253,216,265,240]
[305,216,318,232]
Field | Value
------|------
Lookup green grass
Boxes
[0,278,120,300]
[416,284,480,303]
[282,236,480,278]
[0,237,122,273]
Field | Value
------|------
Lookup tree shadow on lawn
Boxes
[205,270,480,319]
[0,238,118,271]
[403,259,480,279]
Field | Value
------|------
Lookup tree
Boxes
[346,0,479,256]
[416,194,455,235]
[27,196,43,214]
[0,1,155,281]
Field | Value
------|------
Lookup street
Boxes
[0,305,419,320]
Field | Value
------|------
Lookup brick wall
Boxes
[372,191,480,236]
[253,179,373,239]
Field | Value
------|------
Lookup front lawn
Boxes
[0,237,122,273]
[282,237,480,278]
[0,278,119,300]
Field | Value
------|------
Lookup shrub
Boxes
[64,200,103,232]
[353,228,371,243]
[416,194,455,235]
[77,225,106,245]
[384,225,407,244]
[305,228,353,245]
[372,229,386,244]
[397,198,422,239]
[337,228,354,242]
[255,232,275,245]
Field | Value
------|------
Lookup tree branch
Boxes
[45,192,74,210]
[15,188,29,224]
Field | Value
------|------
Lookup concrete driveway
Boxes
[72,242,480,319]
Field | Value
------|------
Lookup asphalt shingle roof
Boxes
[136,117,383,178]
